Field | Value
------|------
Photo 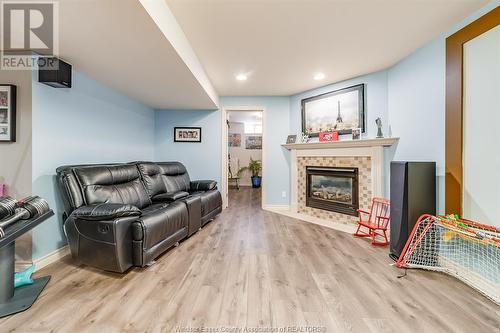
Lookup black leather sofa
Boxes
[56,162,222,273]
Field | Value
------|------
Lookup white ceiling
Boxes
[57,0,217,109]
[166,0,490,96]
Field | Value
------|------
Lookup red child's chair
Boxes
[353,197,391,246]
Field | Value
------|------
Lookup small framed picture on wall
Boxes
[246,135,262,150]
[0,85,16,143]
[174,127,202,143]
[228,133,241,147]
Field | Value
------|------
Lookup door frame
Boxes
[221,106,266,209]
[445,7,499,214]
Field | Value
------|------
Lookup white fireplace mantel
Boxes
[277,137,399,233]
[282,137,399,150]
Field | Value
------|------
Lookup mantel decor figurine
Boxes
[301,132,310,143]
[375,118,384,138]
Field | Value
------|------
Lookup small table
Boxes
[0,210,54,318]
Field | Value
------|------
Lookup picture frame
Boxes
[286,134,297,144]
[174,127,202,143]
[0,85,17,143]
[352,128,361,140]
[245,135,262,150]
[228,133,241,147]
[301,84,365,137]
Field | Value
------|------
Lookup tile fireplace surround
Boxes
[278,138,399,233]
[298,156,371,224]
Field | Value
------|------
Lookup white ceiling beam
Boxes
[139,0,219,108]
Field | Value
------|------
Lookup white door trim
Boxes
[221,106,266,209]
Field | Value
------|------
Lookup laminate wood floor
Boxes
[1,188,499,332]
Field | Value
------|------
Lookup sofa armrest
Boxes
[72,203,141,221]
[152,191,189,203]
[190,180,217,191]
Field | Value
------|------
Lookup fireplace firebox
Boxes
[306,166,359,216]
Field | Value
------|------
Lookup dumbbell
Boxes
[0,196,50,238]
[0,196,17,221]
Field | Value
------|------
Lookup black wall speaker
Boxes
[389,161,436,260]
[38,57,72,88]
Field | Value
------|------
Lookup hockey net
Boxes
[397,214,500,305]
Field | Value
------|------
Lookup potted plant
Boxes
[238,158,262,188]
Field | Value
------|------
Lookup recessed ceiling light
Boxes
[314,73,325,80]
[236,74,248,81]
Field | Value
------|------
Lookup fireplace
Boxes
[306,166,359,216]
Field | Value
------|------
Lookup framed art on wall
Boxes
[0,85,16,143]
[301,84,364,136]
[174,127,202,143]
[228,133,241,147]
[245,135,262,150]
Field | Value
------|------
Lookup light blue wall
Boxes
[31,70,155,260]
[386,1,499,214]
[387,38,445,212]
[154,109,221,185]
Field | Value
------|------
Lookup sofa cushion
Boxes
[156,162,191,192]
[137,162,191,197]
[73,164,151,209]
[132,201,188,249]
[136,162,166,198]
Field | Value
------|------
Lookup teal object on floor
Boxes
[14,264,35,288]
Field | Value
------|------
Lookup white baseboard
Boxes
[265,207,356,234]
[33,245,70,272]
[262,204,290,211]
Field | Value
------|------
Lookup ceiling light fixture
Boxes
[236,73,248,81]
[314,73,325,80]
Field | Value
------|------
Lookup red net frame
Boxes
[397,214,500,305]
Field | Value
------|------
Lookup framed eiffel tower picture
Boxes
[301,84,364,136]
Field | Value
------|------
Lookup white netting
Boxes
[397,215,500,305]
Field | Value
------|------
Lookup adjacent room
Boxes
[226,110,263,205]
[0,0,498,332]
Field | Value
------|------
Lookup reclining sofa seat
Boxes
[138,162,222,225]
[56,161,222,273]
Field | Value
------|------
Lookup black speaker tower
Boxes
[389,161,436,261]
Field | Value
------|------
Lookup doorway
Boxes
[221,107,265,208]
